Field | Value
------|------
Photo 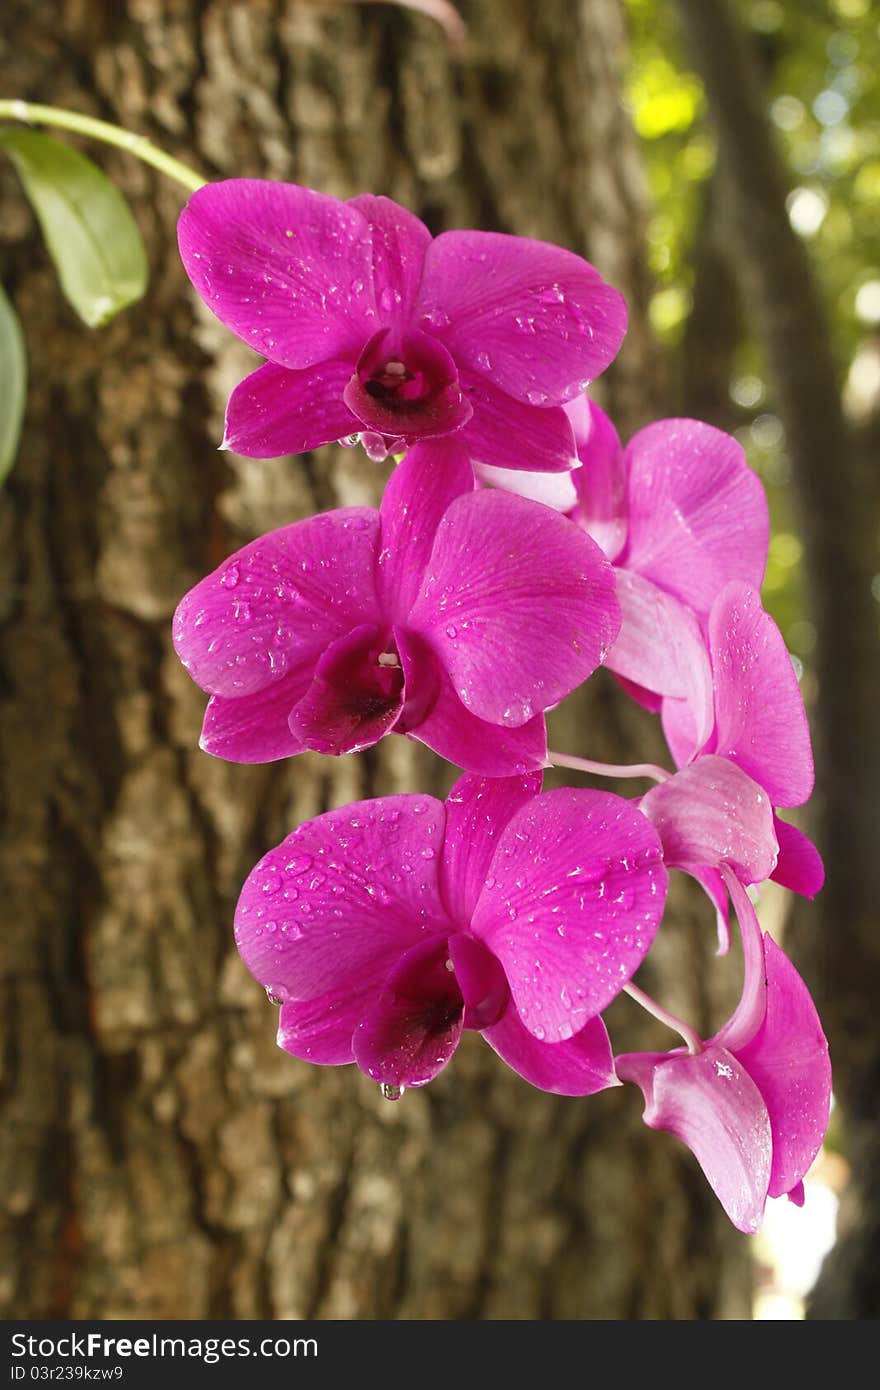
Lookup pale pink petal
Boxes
[710,583,814,807]
[736,935,831,1199]
[409,488,619,727]
[640,755,778,886]
[770,817,825,898]
[715,870,768,1054]
[234,795,450,1002]
[568,399,627,561]
[616,1045,772,1235]
[619,419,769,615]
[483,1005,618,1096]
[456,372,578,473]
[606,572,714,751]
[473,461,579,512]
[172,509,380,698]
[223,360,359,458]
[200,672,312,763]
[347,194,431,327]
[378,440,474,623]
[178,180,377,368]
[418,231,627,403]
[661,693,703,769]
[471,789,667,1042]
[440,772,543,923]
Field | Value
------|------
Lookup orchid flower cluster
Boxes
[172,180,830,1235]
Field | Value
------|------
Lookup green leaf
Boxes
[0,128,148,327]
[0,281,27,483]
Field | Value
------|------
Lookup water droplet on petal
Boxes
[380,1083,404,1101]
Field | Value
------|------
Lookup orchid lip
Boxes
[343,327,474,442]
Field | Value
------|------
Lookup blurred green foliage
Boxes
[624,0,880,660]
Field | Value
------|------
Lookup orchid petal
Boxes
[616,1045,772,1235]
[736,935,831,1199]
[200,672,312,763]
[405,653,549,775]
[234,795,450,1002]
[178,180,376,368]
[715,870,769,1054]
[172,509,380,698]
[223,360,359,458]
[378,440,474,623]
[770,817,825,898]
[348,194,431,328]
[471,789,667,1042]
[483,1006,618,1096]
[287,625,405,755]
[640,755,778,886]
[619,420,768,614]
[410,488,619,727]
[456,372,578,473]
[352,939,464,1088]
[418,230,627,403]
[473,461,579,511]
[606,572,714,751]
[568,399,627,561]
[276,986,373,1065]
[710,583,814,807]
[440,772,543,924]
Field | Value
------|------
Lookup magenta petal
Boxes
[234,795,450,1002]
[178,180,376,368]
[619,420,769,614]
[223,360,359,458]
[378,440,474,622]
[640,755,778,886]
[710,583,814,807]
[352,939,464,1088]
[661,693,703,770]
[440,771,543,923]
[407,654,549,775]
[200,672,312,763]
[472,789,668,1042]
[288,625,405,755]
[483,1005,618,1096]
[276,986,373,1065]
[456,373,578,473]
[736,935,831,1199]
[410,488,620,727]
[568,399,627,562]
[173,509,380,698]
[447,934,509,1029]
[418,230,627,402]
[616,1046,772,1235]
[606,572,713,751]
[715,870,768,1054]
[770,816,825,898]
[347,194,431,327]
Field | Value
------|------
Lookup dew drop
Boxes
[381,1083,404,1101]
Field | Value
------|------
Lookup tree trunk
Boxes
[0,0,750,1319]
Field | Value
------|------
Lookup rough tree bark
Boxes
[0,0,751,1319]
[677,0,880,1320]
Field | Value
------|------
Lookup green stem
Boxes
[0,100,206,194]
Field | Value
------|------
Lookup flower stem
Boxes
[548,751,670,783]
[0,100,206,194]
[623,983,702,1055]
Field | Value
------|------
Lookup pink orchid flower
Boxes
[172,440,620,775]
[616,870,831,1234]
[234,772,668,1094]
[635,580,821,950]
[177,181,626,470]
